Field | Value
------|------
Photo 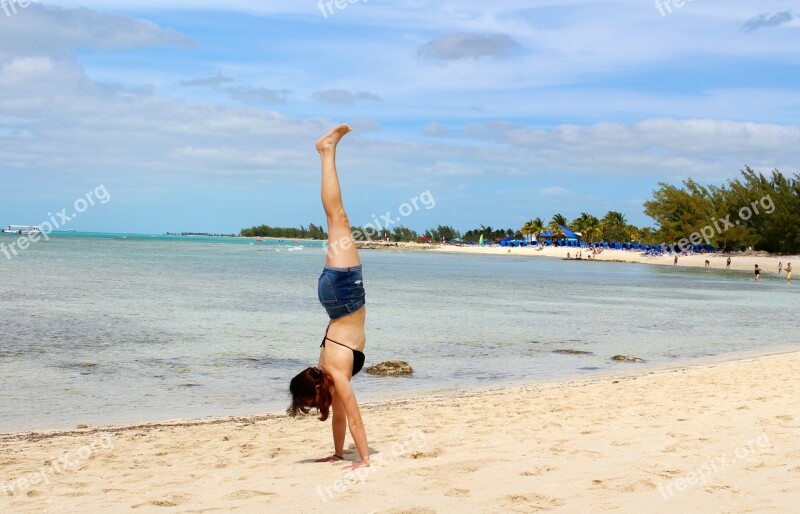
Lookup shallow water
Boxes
[0,233,797,432]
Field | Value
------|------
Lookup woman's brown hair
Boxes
[288,367,333,421]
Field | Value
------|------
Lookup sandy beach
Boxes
[430,244,799,277]
[2,351,798,513]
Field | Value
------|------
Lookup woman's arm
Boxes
[329,372,369,468]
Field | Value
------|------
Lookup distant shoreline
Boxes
[352,241,798,276]
[431,244,799,276]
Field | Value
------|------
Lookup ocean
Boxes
[0,232,797,432]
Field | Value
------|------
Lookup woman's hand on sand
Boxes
[315,454,343,463]
[343,459,369,470]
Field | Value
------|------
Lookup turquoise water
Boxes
[0,232,797,432]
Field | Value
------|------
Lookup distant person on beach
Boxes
[674,255,678,266]
[288,124,369,470]
[726,256,731,270]
[705,260,710,268]
[754,264,761,281]
[778,262,783,275]
[787,263,792,282]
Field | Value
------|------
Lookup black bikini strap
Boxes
[325,336,352,351]
[322,324,356,351]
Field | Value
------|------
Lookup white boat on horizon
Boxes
[2,225,43,235]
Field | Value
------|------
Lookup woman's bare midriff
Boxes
[326,306,366,351]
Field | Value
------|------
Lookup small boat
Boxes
[2,225,43,235]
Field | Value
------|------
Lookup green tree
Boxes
[521,217,545,243]
[643,168,800,252]
[571,213,599,242]
[424,225,461,243]
[600,211,628,241]
[391,225,419,242]
[550,213,568,230]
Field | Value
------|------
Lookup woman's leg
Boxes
[316,124,360,269]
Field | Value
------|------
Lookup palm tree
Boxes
[546,214,568,245]
[625,224,641,242]
[520,220,535,242]
[640,226,655,244]
[571,213,599,241]
[550,213,569,230]
[601,211,628,241]
[530,217,544,242]
[521,217,545,243]
[582,216,602,243]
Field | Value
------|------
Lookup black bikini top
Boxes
[320,325,365,376]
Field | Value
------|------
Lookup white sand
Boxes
[433,244,799,277]
[2,352,799,513]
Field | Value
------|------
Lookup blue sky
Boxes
[0,1,798,234]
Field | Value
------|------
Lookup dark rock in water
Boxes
[553,349,593,355]
[611,355,646,363]
[366,360,413,376]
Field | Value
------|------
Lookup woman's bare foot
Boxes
[316,124,351,154]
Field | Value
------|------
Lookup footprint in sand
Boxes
[617,479,656,493]
[403,448,443,460]
[444,488,469,497]
[132,494,188,509]
[377,508,437,514]
[656,469,683,479]
[494,493,565,513]
[225,490,274,500]
[132,500,180,508]
[521,466,557,476]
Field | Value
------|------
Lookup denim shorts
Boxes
[318,265,366,319]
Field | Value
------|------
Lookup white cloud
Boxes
[741,11,794,32]
[423,122,450,137]
[539,187,571,195]
[461,118,800,180]
[0,4,192,57]
[312,89,383,105]
[181,72,234,88]
[417,33,520,62]
[225,86,291,105]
